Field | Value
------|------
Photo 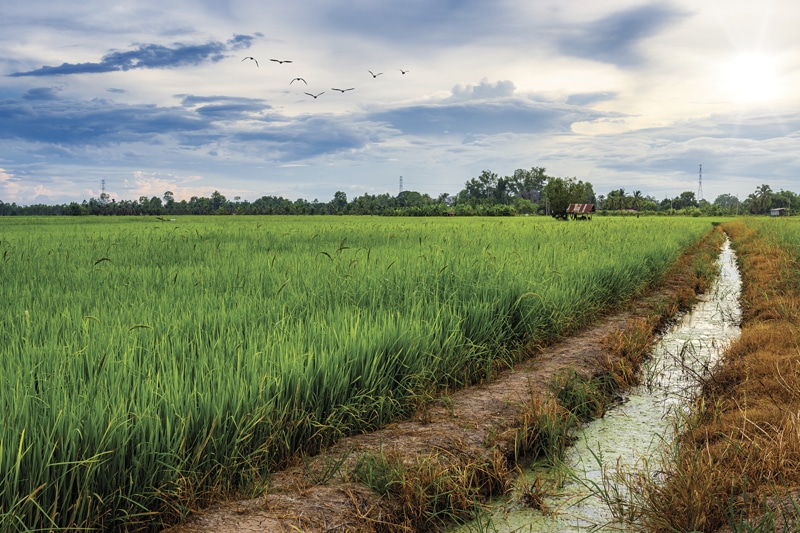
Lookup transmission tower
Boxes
[399,175,403,195]
[697,164,703,202]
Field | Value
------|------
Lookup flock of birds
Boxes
[241,56,408,100]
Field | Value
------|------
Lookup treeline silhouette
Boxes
[1,168,797,217]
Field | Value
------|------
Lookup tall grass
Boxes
[0,215,713,530]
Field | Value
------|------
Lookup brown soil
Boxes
[163,232,720,533]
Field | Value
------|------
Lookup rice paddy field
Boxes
[0,215,715,531]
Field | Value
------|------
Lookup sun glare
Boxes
[722,53,780,104]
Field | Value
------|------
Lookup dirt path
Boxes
[164,237,716,533]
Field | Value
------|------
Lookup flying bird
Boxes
[242,56,258,67]
[368,70,383,78]
[270,59,293,64]
[398,69,409,74]
[291,77,307,85]
[332,87,355,93]
[305,91,325,99]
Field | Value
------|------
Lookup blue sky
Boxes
[1,0,798,205]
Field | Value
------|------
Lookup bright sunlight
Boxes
[722,52,780,104]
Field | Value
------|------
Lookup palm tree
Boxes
[632,190,643,211]
[755,184,773,214]
[607,188,627,211]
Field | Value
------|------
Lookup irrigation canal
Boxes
[451,237,743,532]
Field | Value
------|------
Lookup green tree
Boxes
[331,191,348,214]
[754,184,773,214]
[632,190,643,211]
[606,188,627,211]
[543,177,595,219]
[713,193,740,215]
[508,167,547,202]
[210,191,227,212]
[772,189,797,214]
[163,191,175,210]
[459,170,498,206]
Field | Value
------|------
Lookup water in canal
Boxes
[452,238,742,532]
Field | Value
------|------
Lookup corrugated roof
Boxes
[567,203,594,213]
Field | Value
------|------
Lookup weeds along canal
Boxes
[452,237,743,533]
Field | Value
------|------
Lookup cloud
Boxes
[9,34,257,77]
[447,78,516,101]
[0,88,376,165]
[233,116,376,161]
[22,87,61,101]
[566,92,617,106]
[122,171,221,202]
[0,96,209,145]
[178,95,273,120]
[317,0,501,45]
[559,3,689,67]
[369,98,608,137]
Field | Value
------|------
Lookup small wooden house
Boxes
[566,203,594,220]
[770,208,786,217]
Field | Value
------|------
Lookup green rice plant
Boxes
[301,448,352,487]
[351,449,406,497]
[0,215,716,529]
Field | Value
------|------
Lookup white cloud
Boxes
[0,0,799,206]
[447,78,516,101]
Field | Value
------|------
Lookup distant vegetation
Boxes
[1,168,796,217]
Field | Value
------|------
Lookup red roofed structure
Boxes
[566,203,594,220]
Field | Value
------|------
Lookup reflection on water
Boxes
[451,238,742,533]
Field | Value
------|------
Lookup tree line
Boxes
[0,168,796,217]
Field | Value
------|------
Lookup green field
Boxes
[0,215,715,530]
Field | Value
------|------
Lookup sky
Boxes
[1,0,798,206]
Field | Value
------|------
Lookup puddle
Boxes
[450,238,742,532]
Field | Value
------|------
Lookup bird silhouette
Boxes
[305,91,325,99]
[368,70,383,78]
[242,56,258,67]
[398,69,409,74]
[270,59,292,64]
[332,87,355,93]
[291,78,307,85]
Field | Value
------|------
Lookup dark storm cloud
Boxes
[10,34,257,77]
[559,3,689,66]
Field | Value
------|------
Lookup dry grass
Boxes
[621,219,800,532]
[347,444,514,532]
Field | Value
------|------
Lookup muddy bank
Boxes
[164,228,725,533]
